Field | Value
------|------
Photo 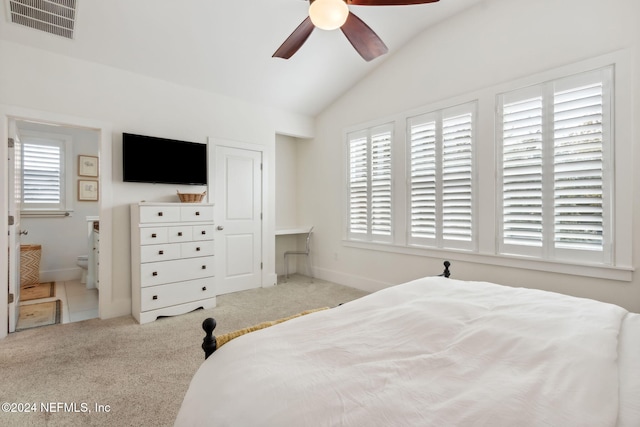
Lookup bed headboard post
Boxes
[202,318,218,360]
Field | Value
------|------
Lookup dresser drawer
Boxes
[140,243,181,263]
[181,240,214,258]
[140,278,216,312]
[181,205,214,222]
[167,226,193,243]
[139,205,181,223]
[140,227,168,245]
[192,225,215,241]
[140,257,214,287]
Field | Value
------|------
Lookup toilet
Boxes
[77,255,88,284]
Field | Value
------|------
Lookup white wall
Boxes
[0,39,314,318]
[300,0,640,312]
[276,134,300,228]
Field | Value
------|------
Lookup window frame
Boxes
[20,130,74,216]
[496,66,614,265]
[341,51,632,282]
[406,101,477,251]
[346,123,394,244]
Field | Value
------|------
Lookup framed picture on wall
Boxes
[78,155,99,177]
[78,180,99,201]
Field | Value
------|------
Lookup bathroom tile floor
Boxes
[19,279,99,324]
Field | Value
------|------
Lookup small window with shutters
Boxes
[497,66,613,264]
[407,102,476,250]
[347,123,393,243]
[20,132,73,215]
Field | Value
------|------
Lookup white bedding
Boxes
[175,277,639,427]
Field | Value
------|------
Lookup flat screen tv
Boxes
[123,133,207,185]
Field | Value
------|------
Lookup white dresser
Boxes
[130,202,216,324]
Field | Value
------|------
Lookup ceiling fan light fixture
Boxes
[309,0,349,31]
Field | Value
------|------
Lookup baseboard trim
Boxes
[264,273,277,288]
[39,267,82,283]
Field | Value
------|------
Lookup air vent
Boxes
[8,0,76,39]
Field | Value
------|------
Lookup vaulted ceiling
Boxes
[1,0,482,116]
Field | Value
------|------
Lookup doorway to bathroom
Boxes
[11,119,101,329]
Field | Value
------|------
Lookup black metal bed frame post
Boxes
[439,260,451,278]
[202,318,217,360]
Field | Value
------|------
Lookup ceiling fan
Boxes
[273,0,440,62]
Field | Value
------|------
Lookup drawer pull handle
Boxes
[201,265,206,270]
[201,230,206,235]
[158,212,163,217]
[151,233,157,238]
[202,286,207,291]
[178,232,183,237]
[196,211,200,216]
[196,247,201,251]
[152,271,158,276]
[152,295,158,300]
[159,250,164,255]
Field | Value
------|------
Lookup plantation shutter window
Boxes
[442,111,474,243]
[348,131,368,236]
[553,81,605,252]
[408,115,437,243]
[21,133,72,214]
[408,102,475,250]
[498,66,612,264]
[370,129,392,237]
[501,94,544,249]
[347,124,393,243]
[339,58,626,278]
[23,141,63,209]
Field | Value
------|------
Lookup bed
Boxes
[175,263,640,426]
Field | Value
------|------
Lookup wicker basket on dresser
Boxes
[130,202,216,324]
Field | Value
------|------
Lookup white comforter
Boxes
[175,277,638,427]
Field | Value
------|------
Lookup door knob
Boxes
[19,230,28,235]
[217,226,224,230]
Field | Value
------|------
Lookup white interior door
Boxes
[214,145,262,295]
[7,119,22,332]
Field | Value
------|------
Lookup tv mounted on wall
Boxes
[122,133,207,185]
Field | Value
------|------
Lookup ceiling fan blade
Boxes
[273,17,315,59]
[347,0,439,5]
[340,12,388,61]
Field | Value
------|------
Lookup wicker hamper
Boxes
[177,190,206,203]
[20,244,41,288]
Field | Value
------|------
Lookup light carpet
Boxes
[0,275,369,427]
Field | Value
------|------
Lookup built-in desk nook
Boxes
[275,226,313,280]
